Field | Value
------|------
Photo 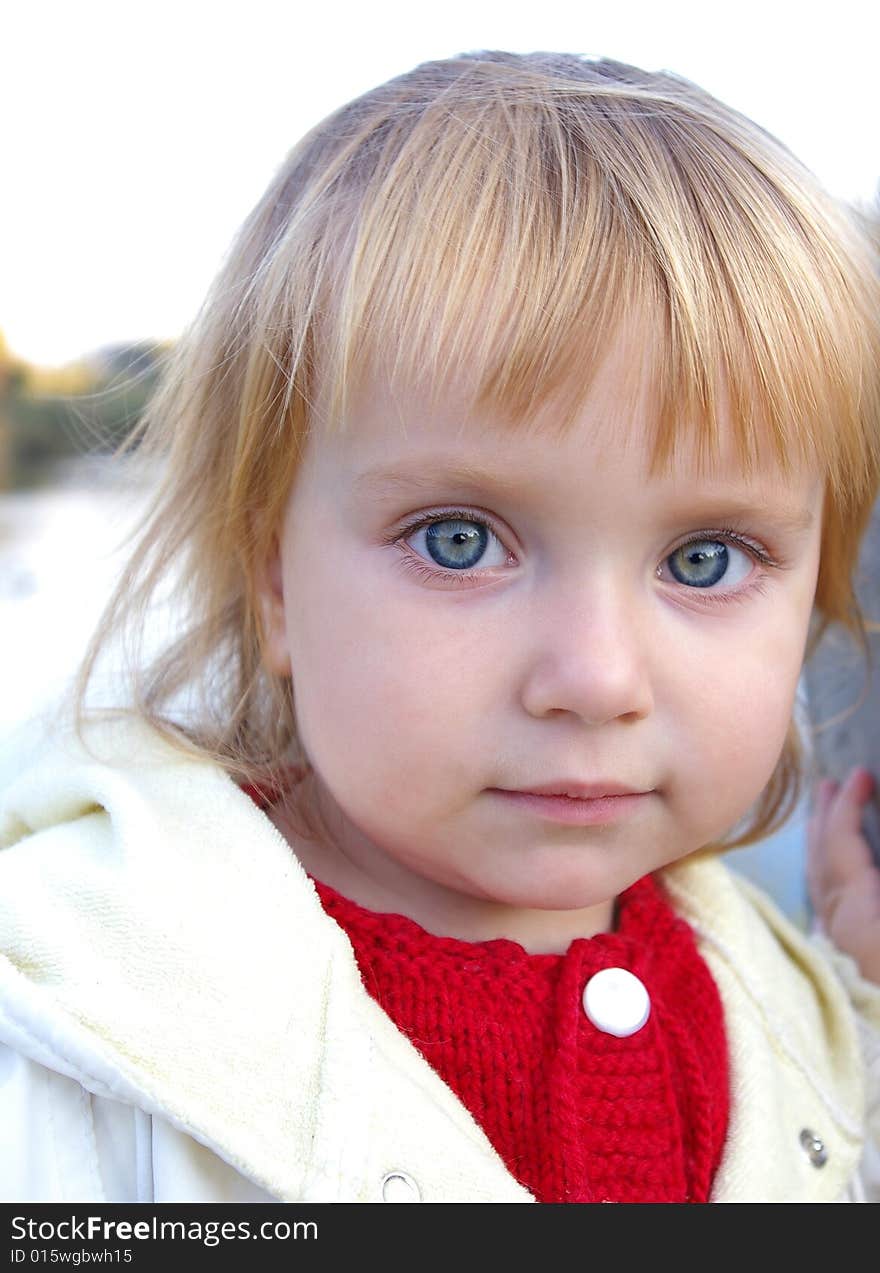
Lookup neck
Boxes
[266,778,617,954]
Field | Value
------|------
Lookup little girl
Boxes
[2,50,879,1204]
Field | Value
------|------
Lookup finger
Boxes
[814,767,876,890]
[825,767,875,830]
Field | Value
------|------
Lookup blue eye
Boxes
[404,516,509,577]
[423,519,490,570]
[666,539,751,589]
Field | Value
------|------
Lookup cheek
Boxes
[283,558,498,784]
[709,676,795,780]
[675,609,809,829]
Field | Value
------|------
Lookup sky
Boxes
[3,0,878,367]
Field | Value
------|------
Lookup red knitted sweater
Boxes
[316,873,729,1203]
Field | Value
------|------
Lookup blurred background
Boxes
[2,0,878,925]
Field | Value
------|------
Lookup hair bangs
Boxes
[297,63,880,508]
[310,88,643,437]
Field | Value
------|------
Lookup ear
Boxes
[255,532,293,677]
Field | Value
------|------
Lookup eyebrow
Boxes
[354,460,817,534]
[353,460,523,501]
[667,501,817,535]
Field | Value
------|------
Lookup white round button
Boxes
[381,1171,421,1202]
[582,967,650,1037]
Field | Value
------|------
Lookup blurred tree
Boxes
[0,330,29,491]
[0,338,169,489]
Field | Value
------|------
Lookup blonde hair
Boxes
[71,50,880,850]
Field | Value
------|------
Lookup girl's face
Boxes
[258,346,823,949]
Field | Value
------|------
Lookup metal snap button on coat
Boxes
[381,1171,421,1202]
[799,1128,828,1168]
[582,967,650,1037]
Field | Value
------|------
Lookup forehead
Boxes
[308,355,822,520]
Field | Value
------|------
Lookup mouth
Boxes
[488,785,654,827]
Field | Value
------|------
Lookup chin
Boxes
[491,878,617,915]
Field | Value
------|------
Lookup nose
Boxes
[519,575,654,726]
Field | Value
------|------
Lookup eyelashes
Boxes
[385,508,784,607]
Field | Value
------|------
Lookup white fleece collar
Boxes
[0,716,524,1201]
[0,716,869,1202]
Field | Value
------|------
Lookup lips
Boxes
[489,786,652,826]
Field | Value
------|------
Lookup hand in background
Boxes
[807,767,880,986]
